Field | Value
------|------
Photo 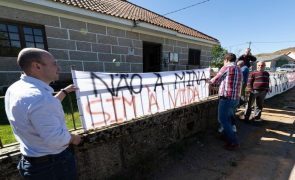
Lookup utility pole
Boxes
[248,41,252,48]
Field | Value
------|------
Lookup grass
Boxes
[0,124,15,145]
[0,94,82,146]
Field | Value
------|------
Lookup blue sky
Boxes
[129,0,295,55]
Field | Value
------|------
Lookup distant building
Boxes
[286,52,295,60]
[257,54,295,71]
[0,0,219,92]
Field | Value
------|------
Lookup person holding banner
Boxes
[208,53,242,151]
[5,48,81,179]
[243,61,270,122]
[238,48,257,68]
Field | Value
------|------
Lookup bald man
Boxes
[244,61,270,121]
[238,48,257,68]
[5,48,81,179]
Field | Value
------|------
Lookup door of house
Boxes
[143,42,161,72]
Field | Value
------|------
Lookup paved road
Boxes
[144,87,295,180]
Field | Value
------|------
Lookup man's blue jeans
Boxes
[18,147,77,180]
[218,98,239,144]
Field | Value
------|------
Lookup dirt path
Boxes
[143,88,295,180]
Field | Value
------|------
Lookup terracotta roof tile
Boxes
[52,0,218,42]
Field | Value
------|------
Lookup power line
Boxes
[251,43,263,54]
[252,40,295,44]
[162,0,210,17]
[227,40,295,48]
[225,40,295,54]
[135,0,211,25]
[225,42,247,48]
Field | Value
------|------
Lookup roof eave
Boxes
[5,0,219,45]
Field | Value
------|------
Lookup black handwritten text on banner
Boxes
[72,69,210,130]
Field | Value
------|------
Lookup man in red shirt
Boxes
[244,61,270,121]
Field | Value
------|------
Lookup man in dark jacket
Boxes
[238,48,257,68]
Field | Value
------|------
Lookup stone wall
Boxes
[0,98,218,179]
[0,5,213,90]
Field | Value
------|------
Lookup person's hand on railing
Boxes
[55,84,78,101]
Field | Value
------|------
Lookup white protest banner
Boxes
[266,72,295,99]
[72,68,210,130]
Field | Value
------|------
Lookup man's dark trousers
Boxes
[244,90,267,120]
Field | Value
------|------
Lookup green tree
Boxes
[210,44,228,69]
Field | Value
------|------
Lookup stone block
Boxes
[202,46,211,51]
[47,38,76,50]
[97,35,118,45]
[130,63,143,73]
[76,41,92,51]
[179,60,188,65]
[178,53,188,61]
[173,46,182,53]
[45,26,68,39]
[0,57,20,71]
[140,34,164,44]
[181,48,188,54]
[112,46,128,54]
[98,53,120,62]
[200,61,209,66]
[126,55,142,63]
[120,55,126,62]
[92,43,111,53]
[0,72,20,87]
[176,41,188,48]
[57,60,83,72]
[126,31,139,39]
[83,61,104,72]
[69,30,96,43]
[163,45,173,52]
[201,55,207,62]
[168,64,178,71]
[0,6,59,27]
[132,40,142,48]
[175,65,188,71]
[69,51,97,61]
[188,44,201,50]
[134,48,142,56]
[118,38,133,47]
[107,27,125,37]
[207,51,212,56]
[164,39,177,46]
[48,49,69,60]
[187,64,199,70]
[104,62,130,72]
[60,17,86,31]
[87,23,106,35]
[77,140,123,179]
